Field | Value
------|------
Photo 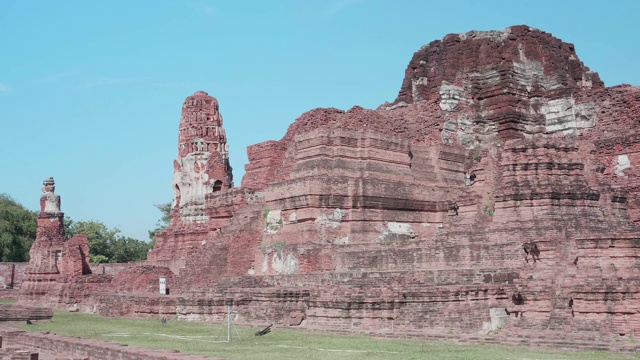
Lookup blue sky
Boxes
[1,0,639,241]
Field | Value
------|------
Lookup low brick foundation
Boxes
[0,326,222,360]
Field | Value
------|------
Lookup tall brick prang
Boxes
[148,91,236,268]
[174,90,233,222]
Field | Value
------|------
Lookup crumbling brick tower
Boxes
[29,177,66,276]
[19,178,91,302]
[148,91,234,268]
[174,90,233,222]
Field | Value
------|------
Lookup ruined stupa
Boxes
[20,178,91,300]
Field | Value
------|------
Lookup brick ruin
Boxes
[18,177,93,302]
[12,25,640,349]
[0,325,220,360]
[148,90,235,271]
[16,178,176,312]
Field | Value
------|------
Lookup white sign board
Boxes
[159,276,166,295]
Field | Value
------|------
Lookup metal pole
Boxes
[227,303,231,343]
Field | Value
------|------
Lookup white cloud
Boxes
[41,69,87,83]
[326,0,364,17]
[0,83,8,93]
[196,3,214,15]
[150,81,196,89]
[75,76,148,90]
[188,2,216,28]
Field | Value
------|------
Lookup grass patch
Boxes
[9,311,637,360]
[0,299,17,304]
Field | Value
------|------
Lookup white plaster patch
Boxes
[439,81,466,111]
[574,103,596,129]
[387,222,415,235]
[469,69,501,86]
[544,98,575,134]
[41,178,62,214]
[512,42,565,93]
[265,210,283,234]
[543,98,596,134]
[455,117,475,146]
[580,71,593,89]
[514,47,545,92]
[489,307,509,329]
[615,155,631,177]
[411,77,428,103]
[315,208,346,229]
[288,212,298,224]
[441,120,457,146]
[384,101,408,111]
[43,194,61,214]
[173,152,213,222]
[441,116,497,148]
[443,120,457,131]
[330,236,349,245]
[379,222,417,242]
[481,308,509,334]
[458,28,510,41]
[271,251,298,275]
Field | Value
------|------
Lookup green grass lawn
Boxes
[9,311,638,360]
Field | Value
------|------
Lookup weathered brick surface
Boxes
[19,178,92,305]
[0,304,52,322]
[0,263,28,290]
[148,91,235,266]
[161,26,639,344]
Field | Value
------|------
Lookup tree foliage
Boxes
[0,194,154,264]
[148,202,172,244]
[66,220,152,263]
[0,194,37,262]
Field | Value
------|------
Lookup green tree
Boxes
[90,254,109,264]
[0,194,37,262]
[110,235,152,263]
[0,193,152,264]
[148,202,172,245]
[67,220,152,263]
[63,216,74,239]
[67,220,119,263]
